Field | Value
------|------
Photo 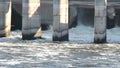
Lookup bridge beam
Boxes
[22,0,42,40]
[53,0,69,41]
[94,0,107,43]
[0,0,11,37]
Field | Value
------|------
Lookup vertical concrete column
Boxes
[94,0,107,43]
[22,0,41,40]
[53,0,69,41]
[0,0,11,37]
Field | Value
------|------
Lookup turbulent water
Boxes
[0,25,120,68]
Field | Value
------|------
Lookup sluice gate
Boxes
[0,0,120,43]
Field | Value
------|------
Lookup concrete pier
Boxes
[0,0,11,37]
[94,0,107,43]
[22,0,42,40]
[53,0,69,41]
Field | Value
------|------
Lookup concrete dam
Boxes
[1,0,120,43]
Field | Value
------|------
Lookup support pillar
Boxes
[22,0,41,40]
[0,0,11,37]
[94,0,107,43]
[53,0,69,41]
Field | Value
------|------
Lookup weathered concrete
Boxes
[0,0,11,37]
[94,0,107,43]
[11,0,120,30]
[22,0,42,40]
[11,0,77,30]
[53,0,69,41]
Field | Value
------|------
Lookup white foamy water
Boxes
[0,25,120,68]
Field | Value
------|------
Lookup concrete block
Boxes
[0,0,11,37]
[53,0,69,41]
[22,0,41,40]
[94,0,107,43]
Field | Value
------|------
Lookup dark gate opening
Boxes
[69,8,94,43]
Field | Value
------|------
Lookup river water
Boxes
[0,25,120,68]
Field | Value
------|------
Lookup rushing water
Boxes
[0,25,120,68]
[0,43,120,68]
